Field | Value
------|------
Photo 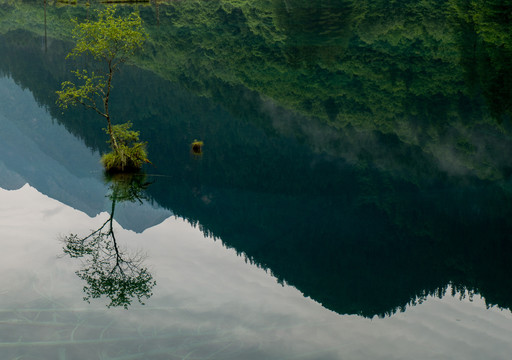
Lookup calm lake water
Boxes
[1,1,512,359]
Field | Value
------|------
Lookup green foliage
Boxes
[67,5,147,66]
[56,69,107,113]
[101,122,150,172]
[449,0,512,122]
[470,0,512,50]
[56,5,147,116]
[55,5,149,171]
[3,0,512,180]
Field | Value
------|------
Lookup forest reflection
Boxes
[61,173,155,308]
[3,0,509,182]
[1,0,511,318]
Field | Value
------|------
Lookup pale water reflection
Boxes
[0,184,512,360]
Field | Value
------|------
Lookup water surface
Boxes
[0,0,511,359]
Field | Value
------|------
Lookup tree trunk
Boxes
[104,64,119,152]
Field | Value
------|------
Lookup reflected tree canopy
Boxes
[62,173,155,308]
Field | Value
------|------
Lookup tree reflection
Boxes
[62,173,155,309]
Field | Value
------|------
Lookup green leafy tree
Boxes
[56,6,149,171]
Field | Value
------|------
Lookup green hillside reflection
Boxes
[0,0,511,318]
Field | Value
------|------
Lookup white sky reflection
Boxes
[0,184,511,360]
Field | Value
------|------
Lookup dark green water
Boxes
[0,0,511,359]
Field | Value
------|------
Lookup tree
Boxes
[56,6,150,172]
[62,173,155,308]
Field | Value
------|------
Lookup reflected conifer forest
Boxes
[0,0,511,359]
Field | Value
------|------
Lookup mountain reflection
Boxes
[61,173,155,309]
[1,0,512,319]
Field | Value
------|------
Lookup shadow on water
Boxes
[0,0,512,318]
[60,173,156,309]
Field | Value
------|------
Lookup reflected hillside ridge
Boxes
[0,0,511,318]
[61,173,156,309]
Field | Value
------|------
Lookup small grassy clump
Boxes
[101,122,150,172]
[191,140,203,155]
